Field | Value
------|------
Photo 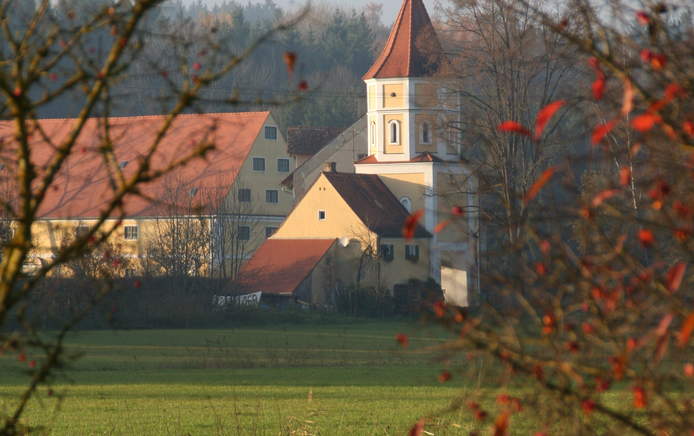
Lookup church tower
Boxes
[362,0,457,161]
[355,0,479,305]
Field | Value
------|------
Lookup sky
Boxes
[183,0,442,25]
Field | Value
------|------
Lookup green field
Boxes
[0,321,634,435]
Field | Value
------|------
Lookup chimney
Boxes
[324,162,337,173]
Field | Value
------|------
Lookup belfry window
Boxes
[388,120,400,145]
[421,122,431,144]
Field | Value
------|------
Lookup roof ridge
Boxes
[15,111,270,123]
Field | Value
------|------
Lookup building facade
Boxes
[0,112,293,278]
[239,0,479,307]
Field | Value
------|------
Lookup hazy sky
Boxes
[183,0,441,25]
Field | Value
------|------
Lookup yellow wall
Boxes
[382,83,404,108]
[22,116,293,277]
[415,83,437,108]
[231,118,293,218]
[377,173,427,212]
[383,114,404,154]
[435,170,470,242]
[272,173,371,242]
[368,85,377,111]
[378,237,430,290]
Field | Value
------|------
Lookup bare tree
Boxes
[408,1,694,435]
[210,177,260,281]
[444,0,580,247]
[0,0,303,432]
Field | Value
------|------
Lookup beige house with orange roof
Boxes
[239,0,479,307]
[0,112,293,278]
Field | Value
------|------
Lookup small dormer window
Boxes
[421,122,431,144]
[264,126,277,140]
[388,120,400,145]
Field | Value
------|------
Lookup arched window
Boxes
[400,197,412,212]
[388,120,400,144]
[421,122,431,144]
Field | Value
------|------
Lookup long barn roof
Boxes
[0,112,269,219]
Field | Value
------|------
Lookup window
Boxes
[400,197,412,213]
[75,225,89,238]
[264,126,277,140]
[119,161,129,169]
[370,121,376,145]
[124,225,139,241]
[277,158,290,172]
[252,157,265,171]
[388,120,400,144]
[318,210,326,221]
[405,244,420,262]
[189,187,199,197]
[265,227,278,238]
[265,190,279,203]
[238,188,251,202]
[0,226,13,243]
[379,244,394,262]
[421,122,431,144]
[238,226,250,241]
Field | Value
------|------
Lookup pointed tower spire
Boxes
[363,0,450,80]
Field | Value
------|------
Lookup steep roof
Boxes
[363,0,451,80]
[323,172,430,238]
[238,239,336,295]
[280,116,366,196]
[0,112,269,219]
[287,126,344,157]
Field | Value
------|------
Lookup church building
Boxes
[238,0,479,307]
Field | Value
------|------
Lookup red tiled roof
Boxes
[0,112,269,219]
[363,0,451,80]
[287,126,343,157]
[238,239,336,295]
[355,152,443,164]
[323,172,430,238]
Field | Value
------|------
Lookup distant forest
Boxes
[8,0,389,131]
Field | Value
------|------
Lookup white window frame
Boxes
[388,120,400,145]
[379,244,394,262]
[237,226,251,241]
[252,157,265,172]
[421,122,431,144]
[405,244,420,262]
[238,188,252,202]
[124,225,139,241]
[400,197,412,213]
[265,190,279,204]
[264,126,278,140]
[277,158,290,173]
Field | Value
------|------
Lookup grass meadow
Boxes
[0,321,646,435]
